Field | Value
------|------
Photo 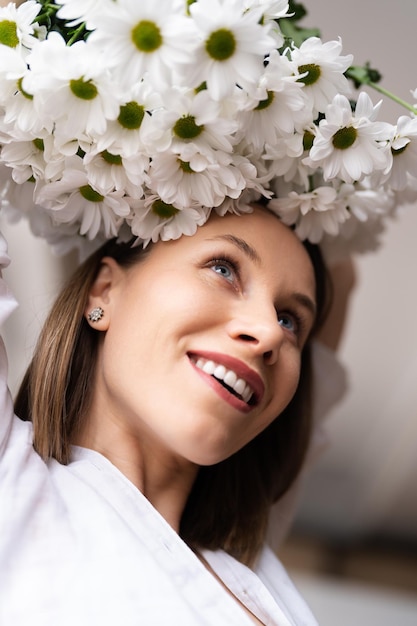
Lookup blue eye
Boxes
[278,312,297,334]
[212,263,232,278]
[209,258,237,282]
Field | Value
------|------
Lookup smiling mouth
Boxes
[191,356,256,406]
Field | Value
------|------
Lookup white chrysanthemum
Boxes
[0,66,48,135]
[148,148,248,208]
[57,0,114,28]
[128,195,209,246]
[153,88,238,156]
[35,157,131,240]
[1,171,98,259]
[26,205,107,259]
[94,80,162,158]
[268,185,350,243]
[214,193,254,218]
[335,180,393,225]
[393,173,417,207]
[264,132,310,185]
[186,0,276,100]
[87,0,197,89]
[290,37,353,116]
[0,43,50,134]
[236,51,310,153]
[243,0,289,47]
[0,174,37,219]
[0,0,411,254]
[0,44,28,107]
[0,0,40,51]
[83,149,149,199]
[243,0,289,19]
[305,92,391,184]
[320,184,396,262]
[382,115,417,190]
[0,133,65,185]
[25,33,121,139]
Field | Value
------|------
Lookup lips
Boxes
[188,351,264,409]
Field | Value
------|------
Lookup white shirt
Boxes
[0,234,320,626]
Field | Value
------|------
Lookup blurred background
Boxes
[1,0,417,624]
[280,1,417,623]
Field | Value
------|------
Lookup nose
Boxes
[226,301,284,365]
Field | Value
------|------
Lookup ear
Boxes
[84,257,125,331]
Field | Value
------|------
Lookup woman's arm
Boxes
[0,234,19,458]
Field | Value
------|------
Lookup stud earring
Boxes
[87,307,104,322]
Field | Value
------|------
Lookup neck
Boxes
[73,416,199,532]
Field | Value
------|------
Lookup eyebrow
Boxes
[208,233,317,319]
[292,292,317,319]
[207,234,261,264]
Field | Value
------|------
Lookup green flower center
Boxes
[178,160,194,173]
[70,78,98,100]
[118,101,145,130]
[79,185,104,202]
[101,150,123,165]
[33,138,45,152]
[131,20,162,53]
[173,115,204,140]
[206,28,236,61]
[332,126,357,150]
[297,63,321,86]
[17,77,33,100]
[152,199,179,219]
[0,20,19,48]
[303,130,315,151]
[255,91,275,111]
[391,145,407,156]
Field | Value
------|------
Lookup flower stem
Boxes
[67,22,87,46]
[367,81,417,115]
[346,65,417,115]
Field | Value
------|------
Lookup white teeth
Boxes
[223,370,237,388]
[233,378,246,396]
[199,360,216,375]
[193,357,254,404]
[214,365,226,379]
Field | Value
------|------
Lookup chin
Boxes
[187,442,245,467]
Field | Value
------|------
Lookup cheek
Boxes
[270,351,302,416]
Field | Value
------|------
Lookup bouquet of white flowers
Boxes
[0,0,416,257]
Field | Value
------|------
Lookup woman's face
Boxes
[86,207,316,467]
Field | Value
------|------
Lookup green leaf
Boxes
[34,0,90,45]
[287,1,308,22]
[346,63,383,89]
[278,20,320,48]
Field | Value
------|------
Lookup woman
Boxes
[0,0,411,623]
[0,204,330,625]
